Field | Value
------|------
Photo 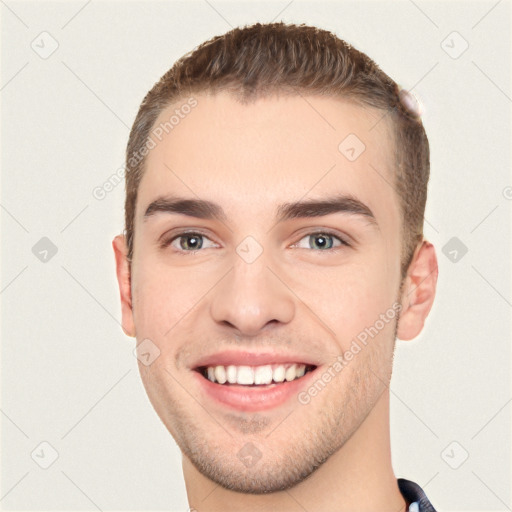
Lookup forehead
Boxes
[137,92,398,230]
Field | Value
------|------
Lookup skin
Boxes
[113,91,438,511]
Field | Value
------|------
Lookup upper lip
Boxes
[191,350,321,369]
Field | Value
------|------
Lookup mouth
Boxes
[195,363,317,386]
[191,356,320,412]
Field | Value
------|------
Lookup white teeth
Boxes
[214,366,227,384]
[226,365,237,384]
[285,364,297,381]
[203,363,312,385]
[272,365,286,383]
[254,365,273,385]
[236,366,254,385]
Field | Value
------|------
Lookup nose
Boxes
[209,254,295,337]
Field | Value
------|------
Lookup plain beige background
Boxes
[1,1,511,510]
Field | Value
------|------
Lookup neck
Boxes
[183,390,407,512]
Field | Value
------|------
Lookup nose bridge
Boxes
[209,242,295,335]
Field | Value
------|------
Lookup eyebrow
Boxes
[143,194,378,227]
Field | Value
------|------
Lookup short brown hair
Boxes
[124,22,430,279]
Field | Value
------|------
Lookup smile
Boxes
[193,361,319,412]
[199,363,316,386]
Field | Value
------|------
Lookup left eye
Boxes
[292,232,348,251]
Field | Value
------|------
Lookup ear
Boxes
[112,234,136,338]
[396,239,438,341]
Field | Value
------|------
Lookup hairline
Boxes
[128,88,407,271]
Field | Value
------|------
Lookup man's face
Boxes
[125,92,404,493]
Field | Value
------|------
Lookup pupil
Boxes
[183,235,202,250]
[312,234,331,249]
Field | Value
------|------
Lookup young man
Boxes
[113,22,438,511]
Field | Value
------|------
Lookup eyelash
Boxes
[159,230,351,255]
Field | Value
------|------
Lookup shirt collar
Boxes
[397,478,437,512]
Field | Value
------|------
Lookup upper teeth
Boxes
[205,364,308,385]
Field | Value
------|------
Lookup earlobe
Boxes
[112,234,136,338]
[396,240,438,341]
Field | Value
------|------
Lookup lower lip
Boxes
[192,368,319,412]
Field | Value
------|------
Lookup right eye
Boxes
[160,231,218,254]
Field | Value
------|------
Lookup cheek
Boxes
[294,256,399,349]
[131,262,179,339]
[131,259,215,340]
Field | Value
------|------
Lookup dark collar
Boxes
[398,478,437,511]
